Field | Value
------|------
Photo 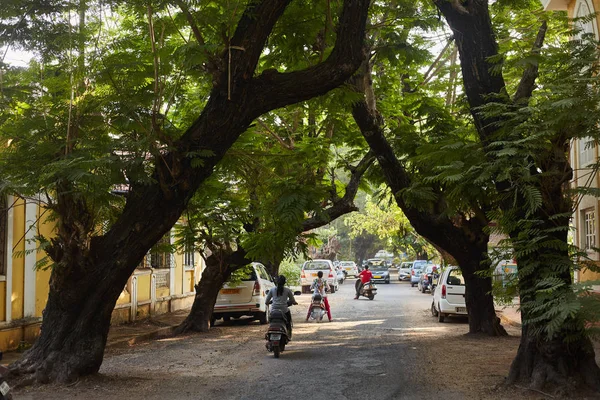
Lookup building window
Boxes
[183,244,195,269]
[0,197,6,275]
[150,233,171,269]
[584,209,596,250]
[575,0,597,38]
[579,137,596,168]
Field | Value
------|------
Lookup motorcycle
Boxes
[355,279,377,300]
[265,300,295,358]
[306,289,327,322]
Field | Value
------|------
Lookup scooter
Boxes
[356,279,377,300]
[265,301,295,358]
[307,289,327,322]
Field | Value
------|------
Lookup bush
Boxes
[279,259,301,286]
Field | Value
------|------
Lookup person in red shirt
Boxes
[355,265,373,299]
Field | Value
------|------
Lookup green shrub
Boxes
[279,259,301,286]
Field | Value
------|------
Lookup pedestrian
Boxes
[308,271,333,322]
[355,265,373,299]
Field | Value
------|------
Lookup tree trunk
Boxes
[175,249,245,333]
[9,250,144,383]
[508,322,600,392]
[460,257,505,336]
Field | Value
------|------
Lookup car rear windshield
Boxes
[240,269,258,281]
[412,261,430,269]
[446,269,465,286]
[367,259,385,266]
[340,262,355,266]
[372,265,389,270]
[303,261,331,270]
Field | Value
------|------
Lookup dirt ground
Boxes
[12,278,600,400]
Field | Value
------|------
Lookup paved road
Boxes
[19,274,472,400]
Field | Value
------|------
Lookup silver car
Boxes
[410,260,432,287]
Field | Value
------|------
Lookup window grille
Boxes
[584,209,596,250]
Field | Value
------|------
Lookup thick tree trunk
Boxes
[508,323,600,392]
[10,254,139,383]
[460,258,505,336]
[175,250,244,333]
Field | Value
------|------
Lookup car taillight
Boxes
[441,284,447,299]
[301,270,305,279]
[253,280,261,296]
[411,270,414,276]
[329,270,334,278]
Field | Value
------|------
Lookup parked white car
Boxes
[431,266,467,322]
[339,261,359,277]
[398,261,412,281]
[300,259,338,294]
[212,262,275,326]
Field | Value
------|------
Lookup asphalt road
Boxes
[18,274,473,400]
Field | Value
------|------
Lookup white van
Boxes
[212,262,275,326]
[300,259,338,294]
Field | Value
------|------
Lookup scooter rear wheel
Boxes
[273,345,280,358]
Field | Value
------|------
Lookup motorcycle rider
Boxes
[265,275,297,336]
[307,271,332,322]
[355,265,373,299]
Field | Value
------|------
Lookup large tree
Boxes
[0,0,370,383]
[434,0,600,392]
[342,0,506,336]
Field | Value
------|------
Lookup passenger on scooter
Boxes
[308,271,333,322]
[265,275,297,335]
[355,265,373,299]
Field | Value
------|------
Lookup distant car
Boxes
[300,259,339,294]
[368,259,391,284]
[431,266,467,322]
[417,265,439,293]
[212,262,276,326]
[398,261,412,281]
[410,260,432,287]
[339,261,359,277]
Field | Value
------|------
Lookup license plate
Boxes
[312,273,319,277]
[270,334,281,341]
[220,288,240,294]
[374,276,381,279]
[456,307,466,313]
[0,381,10,396]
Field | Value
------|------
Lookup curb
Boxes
[107,325,178,349]
[498,311,522,328]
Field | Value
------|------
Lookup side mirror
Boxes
[294,291,301,296]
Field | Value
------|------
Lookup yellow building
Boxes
[543,0,600,284]
[0,194,204,352]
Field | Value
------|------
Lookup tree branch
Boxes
[513,21,547,103]
[247,0,370,114]
[301,150,375,232]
